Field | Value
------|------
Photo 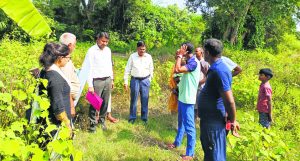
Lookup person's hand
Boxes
[176,45,188,56]
[172,89,178,95]
[66,123,73,139]
[71,105,76,118]
[176,49,181,56]
[88,87,94,94]
[62,119,73,139]
[268,113,273,122]
[124,84,128,91]
[70,97,75,118]
[231,120,240,138]
[111,81,114,89]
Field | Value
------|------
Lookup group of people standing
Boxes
[167,39,273,161]
[37,31,273,160]
[85,33,154,132]
[166,39,241,161]
[37,32,154,135]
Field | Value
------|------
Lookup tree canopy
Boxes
[0,0,299,50]
[186,0,300,49]
[30,0,205,49]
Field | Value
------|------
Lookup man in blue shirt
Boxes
[198,38,240,161]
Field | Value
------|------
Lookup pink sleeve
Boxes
[264,87,272,97]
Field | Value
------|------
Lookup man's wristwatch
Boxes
[177,55,183,59]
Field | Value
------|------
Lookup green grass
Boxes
[73,107,204,161]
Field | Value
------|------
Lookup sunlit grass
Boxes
[73,107,204,161]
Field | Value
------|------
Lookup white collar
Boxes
[95,44,107,51]
[48,64,71,87]
[135,52,147,57]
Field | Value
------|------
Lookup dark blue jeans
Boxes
[200,121,226,161]
[129,78,150,121]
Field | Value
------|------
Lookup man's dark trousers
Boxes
[200,121,226,161]
[89,77,112,129]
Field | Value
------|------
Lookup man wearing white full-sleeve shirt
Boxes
[86,32,114,132]
[124,41,154,124]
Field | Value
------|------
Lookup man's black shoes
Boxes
[100,123,107,131]
[142,120,148,125]
[128,119,135,124]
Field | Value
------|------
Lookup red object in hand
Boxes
[226,120,240,138]
[226,121,232,130]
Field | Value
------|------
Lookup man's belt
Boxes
[93,76,110,81]
[131,75,150,80]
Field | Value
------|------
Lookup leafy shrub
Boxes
[0,39,82,160]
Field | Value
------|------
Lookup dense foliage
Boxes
[186,0,300,49]
[29,0,205,51]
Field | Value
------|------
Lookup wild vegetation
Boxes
[0,0,299,160]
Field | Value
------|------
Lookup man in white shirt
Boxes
[86,32,114,132]
[59,33,79,119]
[221,56,242,77]
[195,47,209,119]
[124,41,154,124]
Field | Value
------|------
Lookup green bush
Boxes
[0,39,82,160]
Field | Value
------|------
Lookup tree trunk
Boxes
[229,0,252,45]
[223,24,231,40]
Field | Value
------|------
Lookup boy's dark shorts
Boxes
[259,112,270,128]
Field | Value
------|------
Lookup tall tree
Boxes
[187,0,300,48]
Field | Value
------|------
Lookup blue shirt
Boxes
[198,58,232,123]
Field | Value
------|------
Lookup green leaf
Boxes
[31,147,46,161]
[0,80,4,88]
[41,79,48,88]
[24,105,31,110]
[5,130,17,139]
[0,93,12,103]
[38,97,50,110]
[0,139,22,156]
[263,133,272,143]
[74,151,83,161]
[40,110,49,118]
[10,121,25,133]
[45,124,57,133]
[6,105,17,116]
[0,0,51,37]
[12,90,27,101]
[48,140,65,154]
[0,105,6,110]
[33,109,42,117]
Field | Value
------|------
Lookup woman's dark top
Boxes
[40,70,71,125]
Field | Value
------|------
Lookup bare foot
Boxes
[167,143,176,150]
[107,115,119,123]
[181,155,193,161]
